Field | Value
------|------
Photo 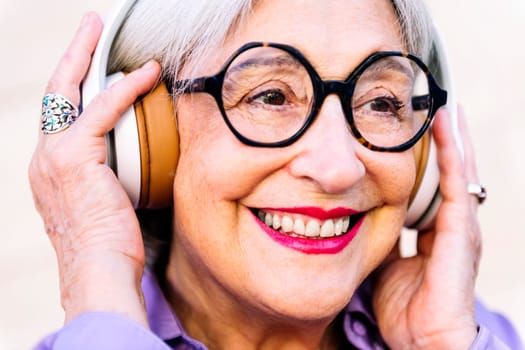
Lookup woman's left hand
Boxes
[373,107,481,349]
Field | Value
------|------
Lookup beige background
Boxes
[1,0,523,349]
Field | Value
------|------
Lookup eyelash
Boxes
[380,95,404,110]
[248,89,286,105]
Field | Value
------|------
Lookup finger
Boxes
[71,60,161,138]
[456,106,483,210]
[455,106,483,255]
[456,105,479,184]
[431,109,467,205]
[45,12,103,105]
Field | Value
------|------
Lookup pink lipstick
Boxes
[252,207,365,254]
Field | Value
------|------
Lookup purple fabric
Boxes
[475,299,524,349]
[34,270,523,349]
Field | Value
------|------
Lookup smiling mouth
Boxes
[253,209,365,239]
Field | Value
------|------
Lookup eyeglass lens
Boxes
[221,46,430,148]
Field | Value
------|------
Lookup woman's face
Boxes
[171,0,415,321]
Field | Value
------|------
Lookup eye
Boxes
[366,96,404,114]
[250,89,286,106]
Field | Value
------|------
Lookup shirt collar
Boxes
[142,269,184,341]
[343,276,389,349]
[345,275,377,323]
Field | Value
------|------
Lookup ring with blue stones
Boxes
[41,93,79,134]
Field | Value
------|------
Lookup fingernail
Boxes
[142,60,157,70]
[81,12,92,26]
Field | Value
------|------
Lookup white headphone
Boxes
[405,26,461,229]
[82,0,461,230]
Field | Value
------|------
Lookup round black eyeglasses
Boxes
[173,42,447,152]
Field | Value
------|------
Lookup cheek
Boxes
[365,150,417,205]
[362,206,407,271]
[175,96,236,198]
[172,99,242,263]
[357,151,416,272]
[175,96,291,202]
[171,96,288,255]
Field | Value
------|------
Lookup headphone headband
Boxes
[83,0,136,107]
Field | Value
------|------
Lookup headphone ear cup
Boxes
[405,131,440,229]
[404,25,460,230]
[134,81,179,209]
[81,0,180,210]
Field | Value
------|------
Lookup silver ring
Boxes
[467,183,487,204]
[41,93,79,134]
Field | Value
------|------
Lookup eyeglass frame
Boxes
[172,41,448,152]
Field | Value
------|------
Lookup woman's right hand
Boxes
[28,13,161,327]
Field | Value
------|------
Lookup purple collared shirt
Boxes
[35,270,523,349]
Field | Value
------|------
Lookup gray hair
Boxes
[109,0,254,87]
[109,0,434,88]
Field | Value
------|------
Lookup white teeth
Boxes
[320,219,335,238]
[272,214,281,230]
[342,217,350,233]
[305,220,320,237]
[257,210,355,238]
[265,212,273,227]
[334,218,343,236]
[293,218,305,235]
[281,215,294,232]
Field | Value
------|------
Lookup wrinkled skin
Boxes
[29,2,481,349]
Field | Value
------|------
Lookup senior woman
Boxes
[31,0,521,349]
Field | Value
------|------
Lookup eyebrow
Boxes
[357,56,415,81]
[225,55,303,79]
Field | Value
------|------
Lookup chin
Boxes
[238,255,362,323]
[253,286,353,325]
[230,211,372,322]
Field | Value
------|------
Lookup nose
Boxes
[287,95,366,194]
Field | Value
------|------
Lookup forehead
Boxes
[214,0,404,79]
